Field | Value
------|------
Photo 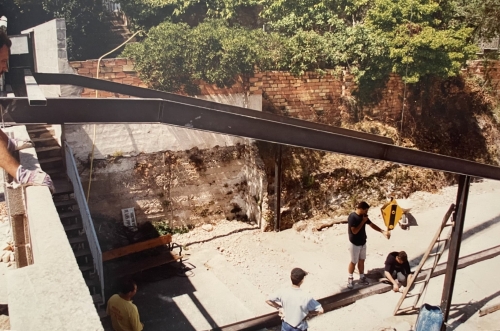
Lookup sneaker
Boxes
[347,277,354,289]
[359,276,370,286]
[15,166,55,194]
[7,138,34,153]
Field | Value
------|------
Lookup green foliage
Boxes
[1,0,114,60]
[452,0,500,40]
[122,19,269,94]
[366,0,477,84]
[153,221,190,236]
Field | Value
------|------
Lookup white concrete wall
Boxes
[6,126,102,331]
[22,18,82,97]
[64,94,262,161]
[8,187,103,331]
[65,124,247,160]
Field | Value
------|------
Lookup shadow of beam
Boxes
[446,290,500,330]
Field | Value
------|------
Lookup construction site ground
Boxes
[1,179,499,330]
[117,178,500,331]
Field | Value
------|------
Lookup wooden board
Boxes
[102,234,172,262]
[110,250,182,278]
[479,303,500,317]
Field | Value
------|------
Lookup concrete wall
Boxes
[64,124,247,160]
[5,126,102,331]
[22,19,82,97]
[81,143,266,233]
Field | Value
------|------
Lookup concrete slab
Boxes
[131,249,258,331]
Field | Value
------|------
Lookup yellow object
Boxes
[106,294,143,331]
[381,198,404,230]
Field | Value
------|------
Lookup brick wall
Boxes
[465,60,500,97]
[70,58,146,98]
[70,58,500,122]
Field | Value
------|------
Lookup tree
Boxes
[122,19,269,94]
[366,0,476,84]
[1,0,114,60]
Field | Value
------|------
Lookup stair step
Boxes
[74,248,91,258]
[54,199,77,208]
[92,294,103,304]
[39,156,63,164]
[85,278,100,288]
[27,127,54,134]
[68,234,87,244]
[31,137,60,147]
[53,179,73,195]
[63,222,83,232]
[79,263,95,273]
[97,310,107,319]
[36,145,60,153]
[59,210,81,219]
[46,167,65,176]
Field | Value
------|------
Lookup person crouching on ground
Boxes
[107,279,144,331]
[347,201,390,289]
[384,251,414,292]
[266,268,324,331]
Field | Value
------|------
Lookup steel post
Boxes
[274,145,282,232]
[440,175,470,329]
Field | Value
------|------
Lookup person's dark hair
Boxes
[290,268,307,285]
[0,31,11,49]
[357,201,370,210]
[398,251,408,263]
[118,279,137,294]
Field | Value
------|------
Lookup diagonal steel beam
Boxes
[32,72,393,144]
[24,70,47,106]
[2,97,500,181]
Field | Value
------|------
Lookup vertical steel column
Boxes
[274,145,282,232]
[440,175,470,329]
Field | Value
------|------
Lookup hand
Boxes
[383,230,391,239]
[278,308,285,319]
[393,284,399,292]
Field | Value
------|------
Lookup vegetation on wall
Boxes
[120,0,496,99]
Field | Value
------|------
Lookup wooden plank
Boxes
[102,235,172,262]
[479,303,500,317]
[110,250,182,278]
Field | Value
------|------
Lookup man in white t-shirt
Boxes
[266,268,324,331]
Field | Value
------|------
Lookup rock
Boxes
[293,220,308,232]
[202,224,214,232]
[2,251,10,263]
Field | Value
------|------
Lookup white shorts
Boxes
[349,243,367,264]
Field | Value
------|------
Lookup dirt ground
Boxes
[153,178,500,330]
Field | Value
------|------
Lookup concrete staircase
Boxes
[104,11,135,57]
[26,125,104,310]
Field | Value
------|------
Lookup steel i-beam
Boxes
[440,175,470,329]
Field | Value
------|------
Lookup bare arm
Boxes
[369,222,390,239]
[307,306,324,318]
[350,216,369,234]
[384,271,399,292]
[266,300,282,310]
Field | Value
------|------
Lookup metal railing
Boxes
[103,0,121,12]
[65,142,104,303]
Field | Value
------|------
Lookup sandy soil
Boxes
[169,178,500,330]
